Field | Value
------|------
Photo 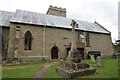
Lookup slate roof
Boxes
[0,10,14,27]
[0,9,110,34]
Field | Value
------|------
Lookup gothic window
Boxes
[86,33,90,47]
[24,31,33,50]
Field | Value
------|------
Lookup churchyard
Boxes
[2,57,118,78]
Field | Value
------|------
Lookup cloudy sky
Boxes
[0,0,119,42]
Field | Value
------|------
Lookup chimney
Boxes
[46,5,67,17]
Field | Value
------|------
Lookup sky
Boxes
[0,0,119,43]
[118,2,120,40]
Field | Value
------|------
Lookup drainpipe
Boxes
[83,30,86,59]
[42,25,46,60]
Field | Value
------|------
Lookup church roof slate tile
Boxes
[0,10,14,27]
[0,9,110,34]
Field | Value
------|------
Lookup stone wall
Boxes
[7,24,16,62]
[46,5,66,17]
[12,23,80,60]
[17,24,44,59]
[85,32,114,56]
[2,27,10,60]
[45,27,72,59]
[7,23,114,61]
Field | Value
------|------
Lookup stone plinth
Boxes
[68,49,81,63]
[63,62,89,70]
[56,49,96,78]
[56,66,96,78]
[56,60,96,78]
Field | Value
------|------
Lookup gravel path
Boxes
[33,61,58,78]
[33,64,51,78]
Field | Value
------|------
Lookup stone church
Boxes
[0,5,114,62]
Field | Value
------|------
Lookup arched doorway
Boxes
[51,46,58,59]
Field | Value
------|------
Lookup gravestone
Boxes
[56,20,96,78]
[90,54,96,63]
[96,56,103,67]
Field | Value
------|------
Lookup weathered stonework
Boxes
[4,22,114,62]
[56,66,96,78]
[56,20,96,78]
[7,24,16,62]
[1,8,114,63]
[46,5,66,17]
[2,27,9,60]
[87,32,113,56]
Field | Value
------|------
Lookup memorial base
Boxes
[56,66,96,78]
[56,50,96,78]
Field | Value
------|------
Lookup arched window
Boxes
[24,31,33,50]
[86,33,90,47]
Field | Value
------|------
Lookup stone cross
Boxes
[68,20,80,62]
[70,20,78,51]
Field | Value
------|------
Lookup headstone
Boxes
[96,56,104,67]
[90,54,96,63]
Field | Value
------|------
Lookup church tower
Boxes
[46,5,67,17]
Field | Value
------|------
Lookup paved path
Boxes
[33,64,51,78]
[33,61,59,78]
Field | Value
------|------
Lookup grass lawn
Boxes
[2,58,118,78]
[79,58,118,78]
[45,64,63,78]
[2,60,50,78]
[2,60,49,66]
[2,66,40,78]
[45,58,118,78]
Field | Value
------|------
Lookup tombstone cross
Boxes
[70,20,78,51]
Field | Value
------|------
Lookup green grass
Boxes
[79,58,118,78]
[2,60,50,78]
[2,66,41,78]
[45,64,63,78]
[2,58,118,78]
[2,60,50,66]
[45,58,118,78]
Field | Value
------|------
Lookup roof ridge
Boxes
[0,10,14,13]
[16,9,44,15]
[1,9,110,34]
[15,9,96,25]
[94,21,110,33]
